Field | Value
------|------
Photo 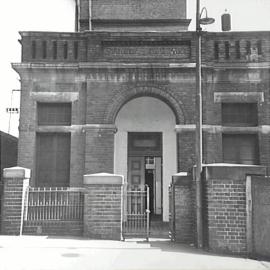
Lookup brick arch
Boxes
[104,85,186,124]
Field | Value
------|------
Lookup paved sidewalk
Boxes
[0,236,269,270]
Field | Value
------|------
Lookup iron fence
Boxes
[0,181,3,232]
[25,187,84,221]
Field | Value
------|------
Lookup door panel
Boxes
[252,177,270,258]
[128,157,145,187]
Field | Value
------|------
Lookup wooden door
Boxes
[128,157,145,187]
[251,176,270,258]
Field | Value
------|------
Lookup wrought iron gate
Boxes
[122,184,150,241]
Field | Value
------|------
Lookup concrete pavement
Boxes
[0,236,269,270]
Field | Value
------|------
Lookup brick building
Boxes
[0,131,18,230]
[0,131,18,183]
[12,0,270,222]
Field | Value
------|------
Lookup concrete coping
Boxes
[3,167,31,179]
[83,173,124,185]
[172,172,192,186]
[173,172,188,177]
[204,163,266,181]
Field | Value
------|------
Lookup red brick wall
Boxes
[84,129,114,174]
[204,165,266,255]
[178,132,195,172]
[206,179,246,254]
[1,177,29,235]
[79,0,186,21]
[84,184,122,240]
[23,220,83,236]
[15,31,270,188]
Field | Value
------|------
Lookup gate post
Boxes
[1,167,30,235]
[171,172,195,244]
[83,173,124,240]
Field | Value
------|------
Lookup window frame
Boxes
[221,103,258,127]
[222,134,259,165]
[37,102,72,126]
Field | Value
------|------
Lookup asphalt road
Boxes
[0,236,269,270]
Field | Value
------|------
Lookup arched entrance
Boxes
[114,96,177,222]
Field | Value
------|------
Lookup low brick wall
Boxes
[23,220,83,236]
[206,179,246,253]
[204,164,266,255]
[171,173,195,244]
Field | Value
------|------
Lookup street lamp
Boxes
[195,0,215,249]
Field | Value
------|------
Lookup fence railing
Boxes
[0,181,4,232]
[25,187,84,221]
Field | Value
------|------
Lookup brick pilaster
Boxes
[83,173,124,240]
[84,126,116,174]
[2,167,30,235]
[171,173,195,244]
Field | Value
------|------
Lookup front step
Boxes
[150,221,170,238]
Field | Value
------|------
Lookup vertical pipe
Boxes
[146,185,150,241]
[246,176,253,255]
[89,0,92,30]
[195,0,203,249]
[75,0,79,32]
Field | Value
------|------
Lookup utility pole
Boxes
[195,0,203,249]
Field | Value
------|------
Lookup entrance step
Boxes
[150,220,170,239]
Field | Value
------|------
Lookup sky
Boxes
[0,0,270,137]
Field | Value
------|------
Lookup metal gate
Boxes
[122,184,150,241]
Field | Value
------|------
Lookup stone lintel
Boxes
[204,163,266,181]
[83,124,117,133]
[175,125,270,134]
[3,167,31,179]
[83,173,124,185]
[31,92,79,102]
[214,92,264,103]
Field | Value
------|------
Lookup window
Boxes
[31,40,36,59]
[36,133,71,186]
[214,41,219,60]
[42,41,47,59]
[53,41,57,59]
[63,41,68,59]
[37,103,72,126]
[128,132,162,157]
[223,134,259,165]
[225,41,230,59]
[246,40,251,54]
[222,103,258,126]
[74,41,79,60]
[257,40,262,55]
[235,40,240,59]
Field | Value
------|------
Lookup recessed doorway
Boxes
[114,96,177,222]
[128,132,162,217]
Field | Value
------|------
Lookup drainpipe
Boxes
[75,0,79,32]
[89,0,92,30]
